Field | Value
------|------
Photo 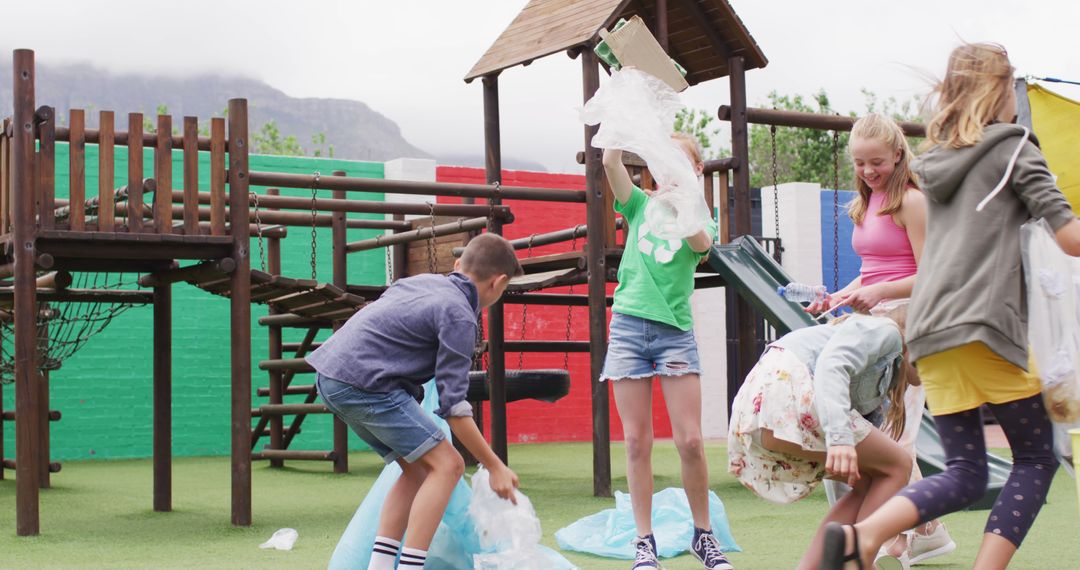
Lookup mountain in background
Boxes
[0,59,545,171]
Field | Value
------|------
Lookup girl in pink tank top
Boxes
[807,113,926,314]
[812,113,957,567]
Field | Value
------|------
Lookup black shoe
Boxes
[691,530,734,569]
[821,523,864,570]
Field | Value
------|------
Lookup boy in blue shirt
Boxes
[308,232,524,570]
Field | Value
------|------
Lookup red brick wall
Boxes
[436,166,673,443]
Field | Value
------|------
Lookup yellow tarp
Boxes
[1028,83,1080,212]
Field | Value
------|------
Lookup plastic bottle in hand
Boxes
[777,283,827,304]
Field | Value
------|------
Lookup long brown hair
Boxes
[847,113,920,225]
[924,43,1015,149]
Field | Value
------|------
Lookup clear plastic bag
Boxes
[554,488,740,559]
[469,468,578,570]
[1021,218,1080,424]
[581,68,710,240]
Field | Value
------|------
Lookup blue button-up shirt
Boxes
[306,272,479,418]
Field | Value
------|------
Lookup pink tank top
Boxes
[850,190,917,286]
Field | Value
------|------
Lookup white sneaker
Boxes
[874,554,909,570]
[908,523,956,565]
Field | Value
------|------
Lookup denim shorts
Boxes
[316,373,446,464]
[600,312,702,381]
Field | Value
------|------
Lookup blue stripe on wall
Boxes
[820,189,861,293]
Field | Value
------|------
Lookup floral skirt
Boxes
[727,347,873,504]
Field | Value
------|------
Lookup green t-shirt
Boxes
[612,186,717,330]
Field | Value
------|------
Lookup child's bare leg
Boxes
[375,459,429,540]
[613,377,655,536]
[971,533,1018,570]
[660,373,710,529]
[401,439,465,550]
[766,428,910,570]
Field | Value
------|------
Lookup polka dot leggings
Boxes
[900,393,1058,547]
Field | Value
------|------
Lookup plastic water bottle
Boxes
[777,283,827,304]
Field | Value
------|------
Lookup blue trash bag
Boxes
[554,487,741,559]
[328,381,481,569]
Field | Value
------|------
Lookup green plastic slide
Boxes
[707,235,1008,510]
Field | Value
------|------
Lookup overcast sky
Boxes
[3,1,1078,172]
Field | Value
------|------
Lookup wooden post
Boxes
[183,117,199,235]
[582,49,612,498]
[656,0,669,51]
[209,118,226,235]
[330,170,349,474]
[153,283,172,511]
[266,188,284,468]
[98,111,115,232]
[728,56,759,386]
[36,106,55,230]
[68,110,85,231]
[482,74,508,464]
[154,115,172,234]
[36,370,49,488]
[13,48,41,536]
[717,170,730,243]
[227,98,253,527]
[127,113,144,233]
[0,373,4,480]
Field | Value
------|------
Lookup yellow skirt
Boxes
[916,342,1040,415]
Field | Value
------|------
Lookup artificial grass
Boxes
[1,442,1077,569]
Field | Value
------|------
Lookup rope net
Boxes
[0,272,138,383]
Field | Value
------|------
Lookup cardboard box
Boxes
[598,15,689,92]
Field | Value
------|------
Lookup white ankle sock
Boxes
[398,546,427,568]
[367,536,401,570]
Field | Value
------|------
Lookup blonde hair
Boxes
[671,132,704,167]
[878,302,909,441]
[925,43,1015,149]
[829,303,910,440]
[847,113,920,225]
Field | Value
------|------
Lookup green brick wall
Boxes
[2,145,386,460]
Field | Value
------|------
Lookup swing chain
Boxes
[487,181,501,230]
[427,201,438,274]
[310,171,321,280]
[832,130,841,291]
[770,124,780,241]
[385,235,395,285]
[517,233,535,369]
[563,233,578,371]
[250,191,267,272]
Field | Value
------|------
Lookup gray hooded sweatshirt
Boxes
[908,123,1075,369]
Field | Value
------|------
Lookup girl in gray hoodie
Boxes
[821,43,1080,570]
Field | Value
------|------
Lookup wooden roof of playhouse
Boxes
[465,0,767,85]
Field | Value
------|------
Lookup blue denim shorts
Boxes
[600,312,702,381]
[316,373,446,464]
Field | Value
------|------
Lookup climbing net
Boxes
[0,272,138,383]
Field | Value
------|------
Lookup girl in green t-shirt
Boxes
[600,133,729,570]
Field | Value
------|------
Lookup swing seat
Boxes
[465,369,571,403]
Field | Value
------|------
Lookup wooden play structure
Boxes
[2,0,779,537]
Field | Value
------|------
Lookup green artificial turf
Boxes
[2,442,1077,568]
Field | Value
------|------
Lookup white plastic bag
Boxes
[469,468,577,570]
[581,68,710,240]
[1021,218,1080,424]
[259,528,298,551]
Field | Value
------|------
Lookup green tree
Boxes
[252,120,304,156]
[749,89,925,189]
[674,107,729,160]
[749,90,853,189]
[310,132,334,158]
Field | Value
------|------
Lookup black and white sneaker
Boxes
[691,530,734,570]
[631,535,663,570]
